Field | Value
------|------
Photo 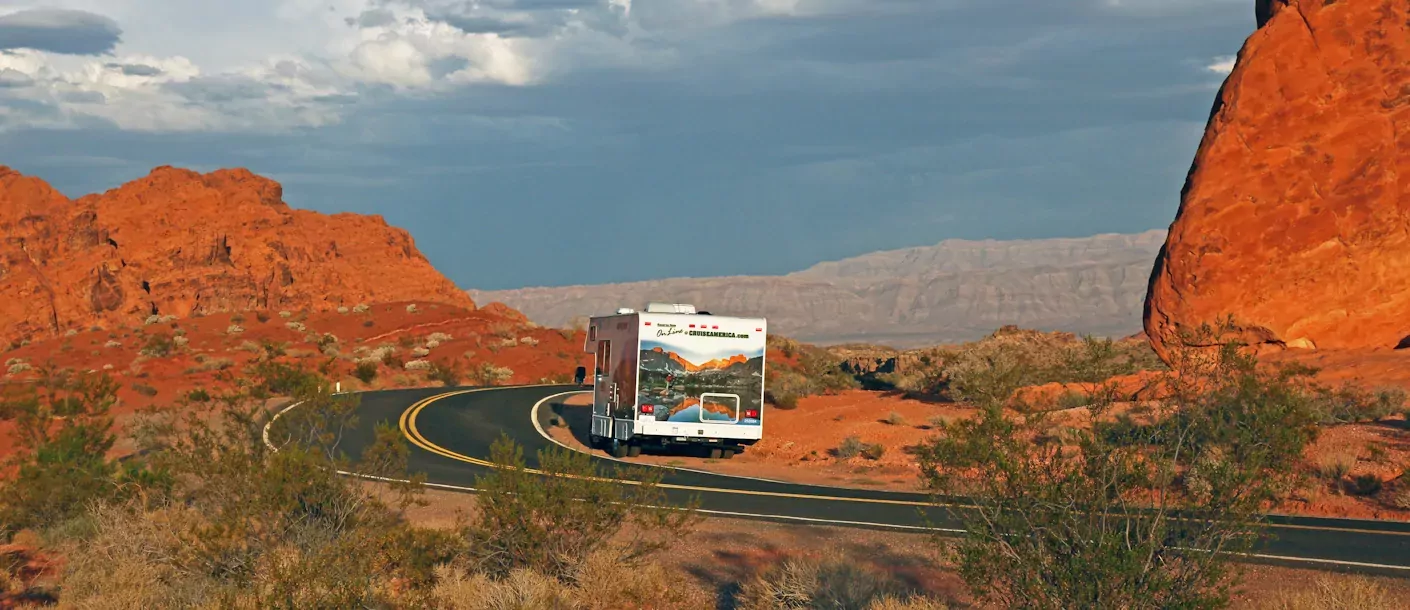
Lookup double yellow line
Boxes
[396,387,938,507]
[395,388,1410,539]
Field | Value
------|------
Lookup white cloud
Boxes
[1205,55,1235,74]
[0,0,897,133]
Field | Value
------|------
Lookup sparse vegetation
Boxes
[916,323,1321,610]
[428,359,460,387]
[736,553,948,610]
[883,411,907,426]
[225,324,244,335]
[1254,574,1401,610]
[405,359,432,371]
[139,332,176,357]
[352,303,370,313]
[406,303,419,314]
[353,361,379,384]
[469,362,514,386]
[131,383,158,397]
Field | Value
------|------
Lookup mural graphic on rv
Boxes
[638,339,764,426]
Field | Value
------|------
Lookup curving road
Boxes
[320,384,1410,577]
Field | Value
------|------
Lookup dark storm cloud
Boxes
[0,0,1260,290]
[0,9,122,55]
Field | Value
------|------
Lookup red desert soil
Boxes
[1,300,592,462]
[1145,0,1410,360]
[0,165,474,349]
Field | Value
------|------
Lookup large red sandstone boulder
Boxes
[0,166,475,346]
[1145,0,1410,362]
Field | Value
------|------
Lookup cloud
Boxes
[0,9,122,55]
[1205,55,1235,74]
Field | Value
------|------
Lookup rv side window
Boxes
[595,340,610,377]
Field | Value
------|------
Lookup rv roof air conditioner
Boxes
[616,308,635,314]
[644,302,697,314]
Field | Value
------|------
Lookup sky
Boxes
[0,0,1256,290]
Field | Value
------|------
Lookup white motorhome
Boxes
[582,303,766,459]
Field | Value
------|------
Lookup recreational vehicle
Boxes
[582,303,766,459]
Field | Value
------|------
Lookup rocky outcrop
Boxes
[0,166,474,346]
[1145,0,1410,361]
[473,230,1166,347]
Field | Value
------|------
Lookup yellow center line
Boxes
[396,389,1410,536]
[398,388,940,508]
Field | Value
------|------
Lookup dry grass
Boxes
[735,553,948,610]
[428,552,713,610]
[1252,575,1401,610]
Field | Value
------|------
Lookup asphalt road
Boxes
[312,384,1410,577]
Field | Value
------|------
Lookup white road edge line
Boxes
[265,389,1410,575]
[530,390,824,487]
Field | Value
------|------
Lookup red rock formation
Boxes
[1145,0,1410,361]
[0,166,475,346]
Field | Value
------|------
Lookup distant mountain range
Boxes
[469,230,1168,348]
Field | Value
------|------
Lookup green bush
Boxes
[467,435,698,581]
[0,371,165,536]
[736,553,947,610]
[352,361,379,384]
[917,332,1320,610]
[139,333,176,358]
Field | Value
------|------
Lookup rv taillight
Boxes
[745,409,759,419]
[641,404,655,414]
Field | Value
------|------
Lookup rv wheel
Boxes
[610,439,629,458]
[589,434,602,449]
[707,447,723,459]
[627,444,642,458]
[721,448,737,459]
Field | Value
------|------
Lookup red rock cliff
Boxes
[0,166,475,345]
[1145,0,1410,361]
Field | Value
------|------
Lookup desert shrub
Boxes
[131,383,158,397]
[64,329,78,337]
[225,324,244,335]
[139,333,175,358]
[337,306,349,314]
[427,332,453,343]
[103,340,121,348]
[278,310,292,319]
[172,335,189,349]
[884,411,907,426]
[557,328,575,341]
[1315,450,1356,490]
[406,304,419,314]
[884,330,1163,405]
[186,388,211,403]
[519,336,539,346]
[1349,474,1382,496]
[144,314,161,325]
[285,321,306,332]
[467,435,698,581]
[736,553,945,610]
[255,311,271,323]
[836,436,866,459]
[405,360,432,371]
[353,303,370,313]
[468,363,514,386]
[916,330,1320,610]
[1056,390,1091,410]
[412,347,431,357]
[6,361,31,375]
[0,371,163,535]
[59,370,448,609]
[258,338,288,361]
[1254,574,1401,610]
[363,319,375,328]
[428,360,460,387]
[862,443,886,460]
[353,361,379,384]
[1306,384,1406,424]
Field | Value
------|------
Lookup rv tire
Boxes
[721,448,737,459]
[610,438,629,458]
[707,447,723,459]
[627,444,642,458]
